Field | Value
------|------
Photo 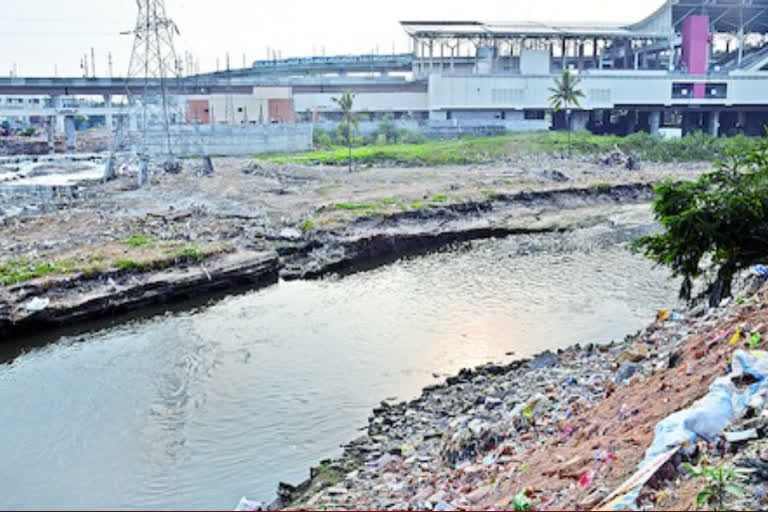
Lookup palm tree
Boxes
[548,70,585,157]
[332,90,358,172]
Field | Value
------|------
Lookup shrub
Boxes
[633,137,768,305]
[398,128,426,144]
[312,127,333,149]
[377,114,399,143]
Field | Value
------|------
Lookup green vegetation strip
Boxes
[265,132,764,167]
[1,242,221,287]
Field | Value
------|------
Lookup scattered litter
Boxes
[234,497,264,511]
[24,297,50,312]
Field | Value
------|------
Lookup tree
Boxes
[332,90,358,172]
[632,138,768,306]
[548,70,585,157]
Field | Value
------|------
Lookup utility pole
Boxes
[225,52,235,124]
[108,52,113,78]
[91,47,96,77]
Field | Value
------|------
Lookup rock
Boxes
[279,227,303,240]
[466,485,491,504]
[531,350,559,369]
[615,362,641,383]
[485,397,503,410]
[619,344,649,363]
[434,500,458,511]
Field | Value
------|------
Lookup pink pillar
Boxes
[681,15,710,98]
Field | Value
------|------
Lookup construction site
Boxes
[1,1,768,511]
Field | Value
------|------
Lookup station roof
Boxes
[672,0,768,33]
[402,0,768,40]
[400,21,648,39]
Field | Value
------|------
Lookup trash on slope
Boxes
[600,349,768,510]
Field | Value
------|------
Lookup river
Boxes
[0,204,678,510]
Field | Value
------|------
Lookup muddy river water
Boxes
[0,205,679,510]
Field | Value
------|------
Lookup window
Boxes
[524,110,545,120]
[672,83,693,99]
[237,107,243,113]
[705,83,727,99]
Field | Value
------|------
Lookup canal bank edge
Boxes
[1,181,654,340]
[272,276,768,512]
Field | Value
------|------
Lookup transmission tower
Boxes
[105,0,213,184]
[125,0,181,182]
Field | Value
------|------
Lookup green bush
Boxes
[312,128,333,149]
[377,114,399,143]
[398,128,426,144]
[20,127,36,137]
[633,136,768,305]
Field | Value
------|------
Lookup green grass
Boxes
[175,246,205,264]
[263,132,765,167]
[0,259,74,285]
[481,189,504,200]
[124,234,155,248]
[334,202,377,210]
[114,259,143,272]
[1,243,225,287]
[266,136,517,167]
[299,219,315,233]
[379,197,399,206]
[431,194,449,203]
[409,201,426,210]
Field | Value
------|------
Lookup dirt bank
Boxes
[0,154,709,339]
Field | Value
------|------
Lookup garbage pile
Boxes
[271,277,768,511]
[598,146,638,170]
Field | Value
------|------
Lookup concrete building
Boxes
[401,0,768,136]
[2,0,767,138]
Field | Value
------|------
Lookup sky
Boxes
[1,0,666,77]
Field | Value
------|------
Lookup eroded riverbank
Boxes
[0,151,707,339]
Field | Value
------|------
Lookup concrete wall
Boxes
[313,117,547,137]
[428,72,768,111]
[520,50,550,75]
[141,124,312,157]
[293,92,428,114]
[313,120,422,136]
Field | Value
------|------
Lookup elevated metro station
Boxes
[403,0,768,135]
[2,0,768,137]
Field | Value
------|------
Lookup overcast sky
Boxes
[2,0,666,77]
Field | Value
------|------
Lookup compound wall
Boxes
[141,124,313,157]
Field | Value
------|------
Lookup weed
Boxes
[334,202,377,211]
[125,234,154,248]
[431,194,449,203]
[379,197,399,206]
[177,246,205,263]
[481,189,503,200]
[115,259,142,272]
[299,219,315,233]
[595,182,613,192]
[409,201,425,210]
[684,463,751,511]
